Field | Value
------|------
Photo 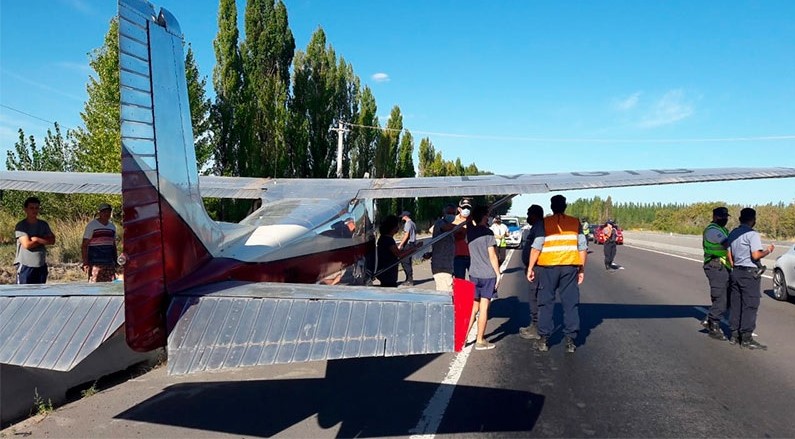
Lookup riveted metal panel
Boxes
[165,282,455,375]
[0,285,124,371]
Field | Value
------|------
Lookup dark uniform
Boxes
[702,207,731,339]
[519,205,544,340]
[726,208,771,350]
[526,195,587,353]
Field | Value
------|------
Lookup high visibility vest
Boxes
[538,214,582,266]
[703,223,730,268]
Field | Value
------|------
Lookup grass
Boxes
[80,382,98,398]
[32,389,53,417]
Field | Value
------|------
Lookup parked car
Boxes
[500,216,523,248]
[595,224,624,245]
[773,244,795,301]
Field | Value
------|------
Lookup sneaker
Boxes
[700,318,710,329]
[533,336,549,352]
[729,331,741,345]
[708,325,727,341]
[740,333,767,350]
[475,341,496,350]
[565,336,576,353]
[403,280,414,287]
[519,324,540,340]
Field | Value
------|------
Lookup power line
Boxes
[0,104,57,125]
[345,122,795,144]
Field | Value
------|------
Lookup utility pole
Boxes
[331,121,350,178]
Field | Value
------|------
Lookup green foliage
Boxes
[349,86,379,178]
[72,18,120,173]
[33,388,53,416]
[185,45,213,173]
[567,197,795,239]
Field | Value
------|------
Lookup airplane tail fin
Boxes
[119,0,221,351]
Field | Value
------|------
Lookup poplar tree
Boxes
[349,86,379,178]
[73,18,120,173]
[241,0,295,177]
[212,0,245,177]
[185,45,213,173]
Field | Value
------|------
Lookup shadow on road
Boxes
[115,354,544,437]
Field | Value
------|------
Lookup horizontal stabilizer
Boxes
[0,284,125,371]
[166,282,454,375]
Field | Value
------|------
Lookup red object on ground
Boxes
[452,278,475,351]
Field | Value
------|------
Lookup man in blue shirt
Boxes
[725,208,774,350]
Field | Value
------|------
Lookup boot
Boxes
[740,332,767,350]
[729,331,741,345]
[565,336,576,353]
[519,323,540,340]
[707,322,726,341]
[533,336,549,352]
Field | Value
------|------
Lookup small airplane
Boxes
[1,0,794,376]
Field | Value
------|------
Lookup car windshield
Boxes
[502,218,520,229]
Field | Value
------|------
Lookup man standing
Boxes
[397,211,417,286]
[519,204,545,340]
[490,216,509,265]
[466,205,502,350]
[82,203,118,282]
[702,206,732,339]
[431,204,458,292]
[603,221,620,270]
[453,198,473,279]
[526,195,587,353]
[726,208,774,350]
[14,196,56,284]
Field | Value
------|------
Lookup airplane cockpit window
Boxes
[239,198,349,228]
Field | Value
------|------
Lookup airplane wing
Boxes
[3,167,794,202]
[0,171,268,200]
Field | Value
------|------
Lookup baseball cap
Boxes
[494,216,501,221]
[97,203,112,213]
[459,198,472,208]
[400,210,411,217]
[712,207,729,217]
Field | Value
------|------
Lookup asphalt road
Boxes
[5,242,795,438]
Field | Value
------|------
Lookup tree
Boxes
[72,18,120,173]
[185,45,213,173]
[241,0,295,177]
[349,86,378,178]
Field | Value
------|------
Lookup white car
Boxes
[500,217,523,248]
[773,244,795,301]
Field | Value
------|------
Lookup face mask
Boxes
[715,218,728,227]
[444,214,456,223]
[461,208,471,218]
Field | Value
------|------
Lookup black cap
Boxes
[739,207,756,221]
[459,198,472,208]
[712,207,729,217]
[494,216,501,221]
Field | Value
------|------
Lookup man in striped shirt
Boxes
[82,203,118,282]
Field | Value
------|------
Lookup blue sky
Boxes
[1,0,794,216]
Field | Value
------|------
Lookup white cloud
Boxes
[371,72,390,83]
[614,92,641,111]
[55,61,92,75]
[60,0,95,15]
[639,89,694,128]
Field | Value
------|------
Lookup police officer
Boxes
[519,204,544,340]
[726,207,774,350]
[701,206,732,340]
[526,195,587,353]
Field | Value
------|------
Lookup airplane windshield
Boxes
[240,198,350,228]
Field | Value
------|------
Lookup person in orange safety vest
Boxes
[525,194,587,353]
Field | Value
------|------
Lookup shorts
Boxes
[470,276,497,300]
[17,264,48,284]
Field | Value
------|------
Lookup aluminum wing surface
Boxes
[0,283,125,371]
[166,281,455,375]
[0,171,268,200]
[258,167,795,201]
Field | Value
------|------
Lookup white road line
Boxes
[410,248,515,438]
[623,244,773,280]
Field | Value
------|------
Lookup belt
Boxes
[734,266,756,271]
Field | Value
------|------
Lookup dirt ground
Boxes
[0,263,85,285]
